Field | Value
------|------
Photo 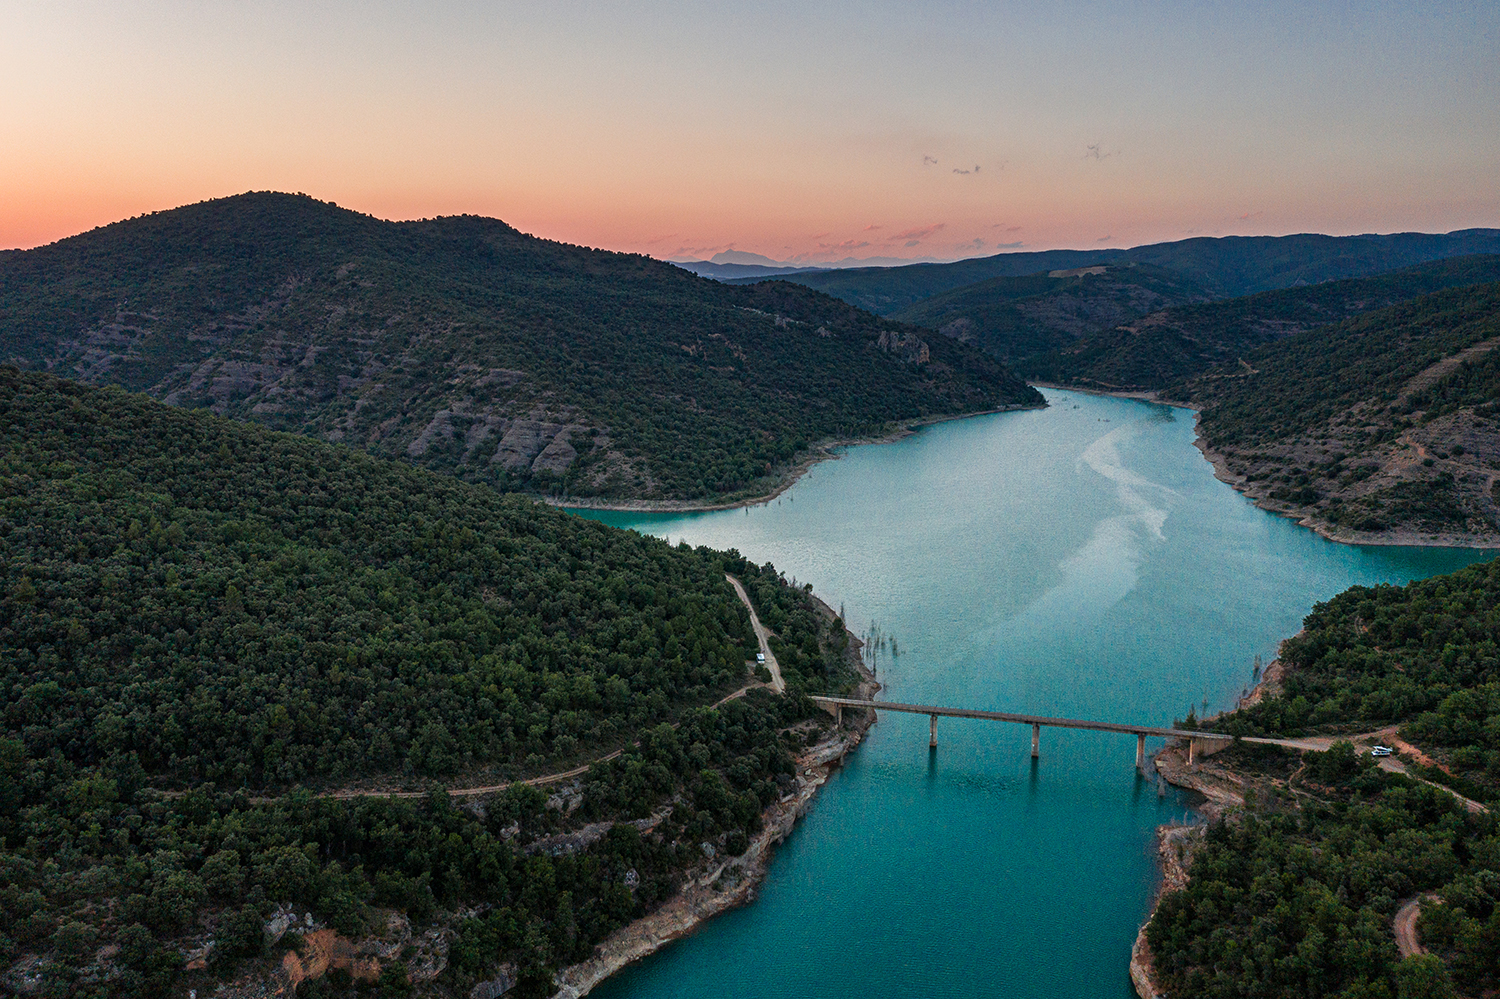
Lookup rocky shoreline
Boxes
[1127,650,1290,999]
[1128,738,1255,999]
[1190,420,1500,550]
[549,626,882,998]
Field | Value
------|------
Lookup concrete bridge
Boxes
[811,696,1233,768]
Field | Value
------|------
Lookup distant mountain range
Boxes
[739,229,1500,314]
[0,192,1037,504]
[670,248,945,282]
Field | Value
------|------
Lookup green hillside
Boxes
[1178,282,1500,542]
[746,229,1500,317]
[0,369,859,996]
[0,192,1038,505]
[1031,254,1500,391]
[1149,559,1500,999]
[889,263,1212,371]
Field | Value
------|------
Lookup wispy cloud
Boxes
[863,223,882,231]
[922,155,939,166]
[891,222,946,247]
[997,241,1024,249]
[670,242,735,258]
[1237,210,1264,221]
[818,239,871,252]
[1085,143,1116,161]
[1096,235,1114,242]
[952,164,981,175]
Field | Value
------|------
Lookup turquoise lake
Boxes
[572,389,1489,999]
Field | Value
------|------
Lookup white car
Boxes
[1370,745,1394,757]
[756,652,766,664]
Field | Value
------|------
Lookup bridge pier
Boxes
[834,704,842,727]
[1188,738,1196,765]
[929,714,938,748]
[1136,733,1146,770]
[1031,723,1040,758]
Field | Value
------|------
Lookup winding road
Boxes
[1394,895,1438,958]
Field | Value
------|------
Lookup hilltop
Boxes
[0,192,1038,505]
[0,368,863,996]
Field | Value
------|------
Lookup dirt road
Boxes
[724,573,785,694]
[1394,895,1435,958]
[1241,729,1488,813]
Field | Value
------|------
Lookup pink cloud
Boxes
[891,222,946,243]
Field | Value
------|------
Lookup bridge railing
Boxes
[810,696,1233,767]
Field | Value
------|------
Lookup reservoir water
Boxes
[574,389,1489,999]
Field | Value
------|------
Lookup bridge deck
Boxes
[810,696,1232,742]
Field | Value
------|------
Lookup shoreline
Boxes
[1189,421,1500,550]
[1038,381,1500,550]
[550,619,881,998]
[1129,739,1253,999]
[1129,643,1291,998]
[545,402,1043,514]
[1029,381,1176,405]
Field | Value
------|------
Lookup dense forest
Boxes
[1030,255,1500,392]
[0,369,861,996]
[1149,558,1500,999]
[888,263,1212,373]
[0,192,1038,504]
[1178,282,1500,541]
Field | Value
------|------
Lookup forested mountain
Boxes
[0,192,1038,504]
[1028,254,1500,391]
[1176,282,1500,543]
[744,229,1500,317]
[733,249,1133,315]
[888,263,1213,372]
[1148,558,1500,999]
[0,369,860,996]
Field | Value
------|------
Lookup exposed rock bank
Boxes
[550,641,881,997]
[1129,739,1250,999]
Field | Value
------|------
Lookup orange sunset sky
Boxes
[3,1,1498,263]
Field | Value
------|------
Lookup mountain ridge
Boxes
[1027,254,1500,391]
[0,191,1039,504]
[745,229,1500,316]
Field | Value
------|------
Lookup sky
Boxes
[3,1,1498,262]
